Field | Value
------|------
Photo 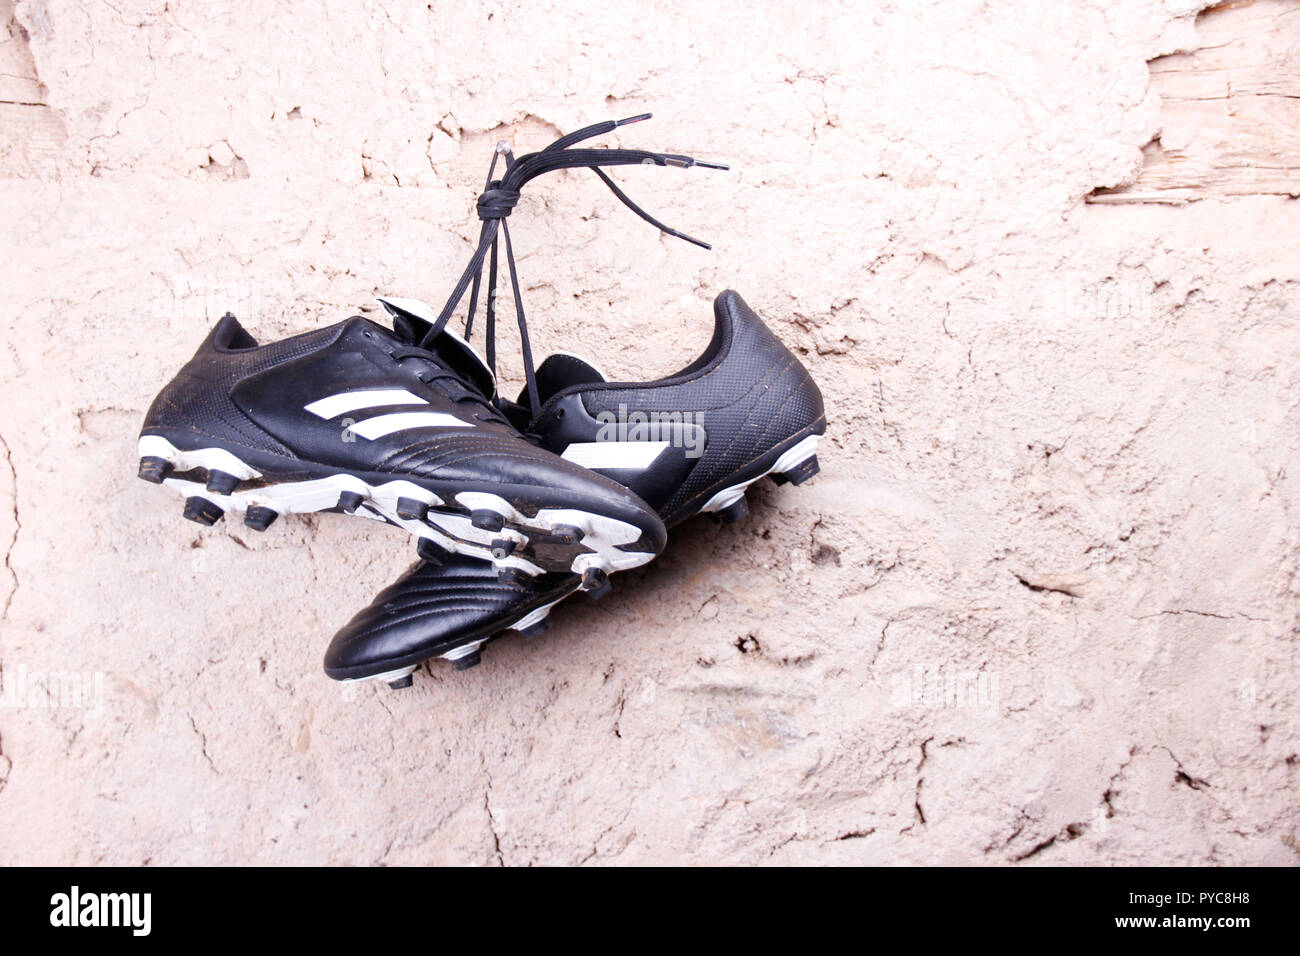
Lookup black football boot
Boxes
[520,289,826,527]
[136,296,666,578]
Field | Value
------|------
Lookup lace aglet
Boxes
[663,227,712,251]
[661,154,729,171]
[495,140,516,169]
[616,113,653,127]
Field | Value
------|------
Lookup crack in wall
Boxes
[1162,746,1212,792]
[1130,608,1271,623]
[0,430,19,623]
[188,714,216,774]
[484,775,504,867]
[904,736,935,831]
[0,731,10,797]
[1102,745,1138,818]
[1014,572,1083,599]
[1012,821,1087,862]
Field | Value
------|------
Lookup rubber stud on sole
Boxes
[453,650,482,671]
[337,491,365,514]
[490,538,516,561]
[711,496,749,526]
[137,456,172,484]
[416,538,453,564]
[395,497,429,521]
[550,524,585,545]
[205,469,240,495]
[182,496,224,526]
[387,674,414,690]
[517,619,551,641]
[581,567,611,600]
[471,509,505,532]
[775,455,820,487]
[244,506,279,532]
[497,567,530,587]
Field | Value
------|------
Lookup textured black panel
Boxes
[142,315,347,455]
[531,290,827,524]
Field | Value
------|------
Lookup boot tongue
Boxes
[376,296,495,398]
[521,351,609,406]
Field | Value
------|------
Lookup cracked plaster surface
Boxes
[0,0,1296,864]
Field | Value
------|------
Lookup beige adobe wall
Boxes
[0,0,1297,864]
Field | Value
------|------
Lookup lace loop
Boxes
[424,114,727,415]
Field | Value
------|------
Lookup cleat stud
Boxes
[581,567,611,600]
[489,538,516,561]
[517,619,551,641]
[552,523,585,545]
[496,567,530,587]
[395,496,429,521]
[416,538,452,563]
[137,456,172,484]
[453,650,482,671]
[777,455,820,487]
[711,496,749,526]
[387,674,414,690]
[205,469,240,495]
[244,506,279,532]
[471,509,505,532]
[337,490,365,514]
[182,496,224,526]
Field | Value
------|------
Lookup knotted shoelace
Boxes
[420,114,727,414]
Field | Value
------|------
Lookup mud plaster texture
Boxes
[1,0,1298,866]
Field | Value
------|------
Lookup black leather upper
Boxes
[323,558,578,677]
[141,313,665,536]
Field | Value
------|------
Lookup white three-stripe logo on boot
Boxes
[303,389,472,439]
[561,441,669,470]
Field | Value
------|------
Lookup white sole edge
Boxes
[440,640,486,662]
[352,665,419,685]
[139,435,263,480]
[139,436,657,578]
[697,434,821,513]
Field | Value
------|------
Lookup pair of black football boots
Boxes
[136,116,826,688]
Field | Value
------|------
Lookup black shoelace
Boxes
[389,344,509,424]
[418,114,727,415]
